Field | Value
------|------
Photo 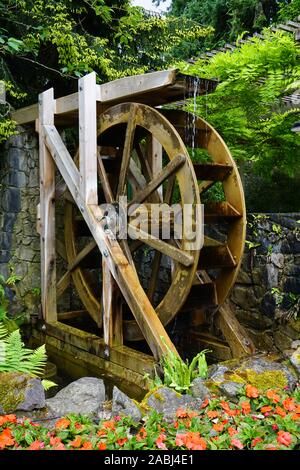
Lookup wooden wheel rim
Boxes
[161,109,246,305]
[64,103,201,340]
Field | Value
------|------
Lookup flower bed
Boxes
[0,385,299,450]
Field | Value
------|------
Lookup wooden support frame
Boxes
[38,88,57,323]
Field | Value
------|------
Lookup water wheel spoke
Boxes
[57,239,97,298]
[128,158,147,192]
[119,239,138,277]
[147,250,162,303]
[128,154,185,214]
[198,180,215,195]
[128,224,193,267]
[117,104,137,198]
[97,152,114,203]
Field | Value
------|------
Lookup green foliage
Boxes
[279,0,300,21]
[0,322,47,376]
[155,337,210,392]
[181,31,300,200]
[41,379,57,391]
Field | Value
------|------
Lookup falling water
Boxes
[184,76,201,160]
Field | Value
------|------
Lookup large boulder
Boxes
[46,377,106,417]
[112,387,141,422]
[206,353,298,400]
[141,387,201,421]
[0,372,45,413]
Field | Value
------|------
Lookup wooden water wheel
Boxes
[13,70,254,386]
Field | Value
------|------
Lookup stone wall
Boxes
[0,129,299,351]
[230,213,300,352]
[0,128,41,318]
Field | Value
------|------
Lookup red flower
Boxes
[277,431,292,447]
[246,385,259,398]
[251,437,263,448]
[272,424,279,431]
[28,440,45,450]
[55,418,70,430]
[231,438,244,450]
[156,434,167,450]
[117,438,128,447]
[98,442,106,450]
[241,401,251,414]
[80,442,93,450]
[0,428,15,449]
[75,423,83,430]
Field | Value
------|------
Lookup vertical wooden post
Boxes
[148,136,163,199]
[39,88,57,322]
[102,259,123,354]
[79,72,98,205]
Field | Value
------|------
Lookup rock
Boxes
[46,377,106,417]
[206,353,298,395]
[270,253,284,269]
[143,387,201,421]
[112,387,141,422]
[218,382,244,400]
[291,340,300,350]
[190,378,211,400]
[0,372,45,413]
[290,348,300,376]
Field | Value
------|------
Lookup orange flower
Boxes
[291,413,300,421]
[251,437,263,448]
[261,405,272,414]
[103,420,115,430]
[0,415,17,427]
[75,423,83,430]
[241,401,251,414]
[275,406,286,417]
[201,399,209,409]
[282,398,296,412]
[55,418,71,430]
[220,401,231,413]
[117,438,128,447]
[176,408,187,418]
[228,427,238,436]
[295,405,300,413]
[277,431,292,447]
[98,442,106,450]
[50,436,62,446]
[156,433,167,450]
[207,410,219,419]
[246,385,259,399]
[69,436,82,448]
[188,410,198,419]
[0,428,15,449]
[97,429,107,437]
[266,390,280,403]
[80,441,93,450]
[28,440,44,450]
[213,423,224,432]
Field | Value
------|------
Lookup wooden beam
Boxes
[128,154,186,214]
[148,136,163,199]
[102,259,123,351]
[117,104,137,198]
[79,72,98,205]
[39,88,57,323]
[217,302,256,357]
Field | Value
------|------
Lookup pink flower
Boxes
[156,434,167,450]
[277,431,292,447]
[231,438,244,450]
[175,434,186,447]
[114,415,121,422]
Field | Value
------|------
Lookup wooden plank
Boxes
[44,322,155,378]
[217,301,256,357]
[117,104,137,198]
[128,154,186,214]
[148,136,163,199]
[102,259,123,351]
[187,330,233,361]
[57,310,88,321]
[57,271,71,299]
[128,224,194,267]
[79,72,98,205]
[39,88,57,323]
[97,153,114,203]
[199,245,237,269]
[193,163,232,181]
[204,202,241,223]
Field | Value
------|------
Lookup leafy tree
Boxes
[180,30,300,210]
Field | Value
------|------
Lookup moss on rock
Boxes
[245,369,287,389]
[0,372,26,412]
